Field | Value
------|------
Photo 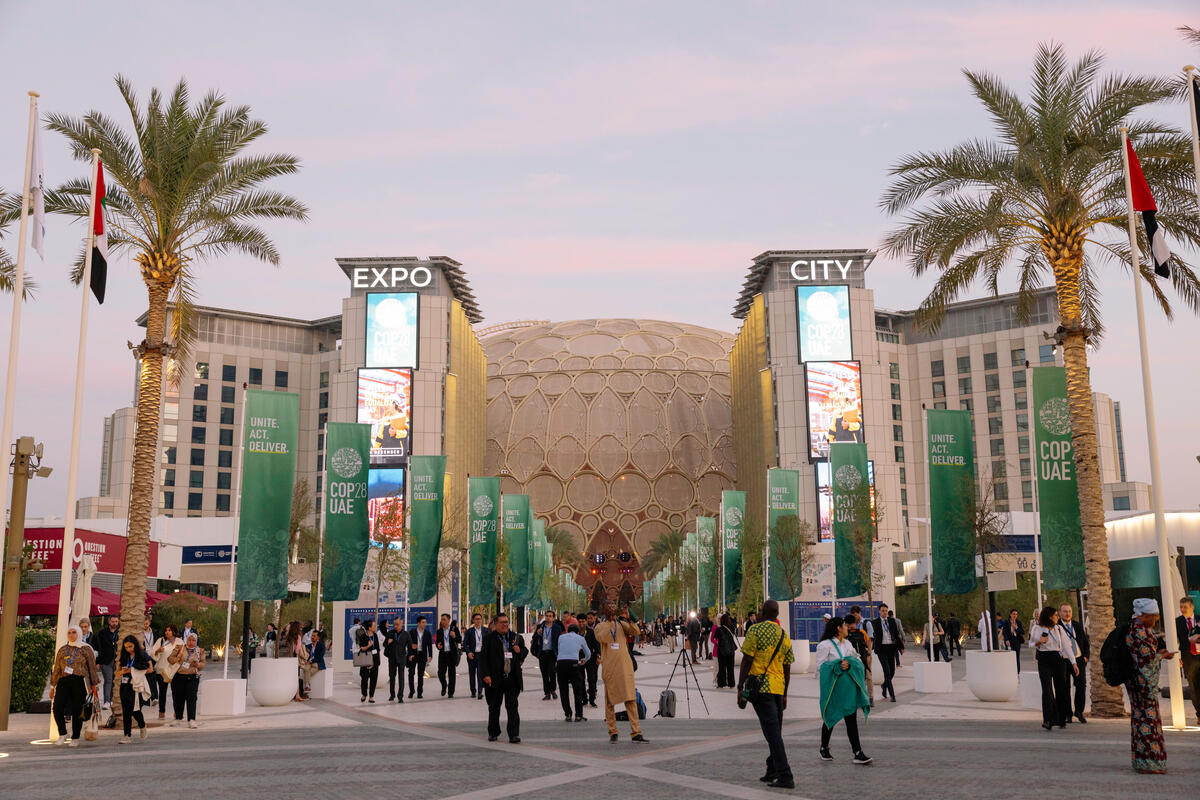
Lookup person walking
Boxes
[1174,596,1200,723]
[385,618,411,702]
[1057,603,1088,723]
[50,625,100,747]
[924,614,950,662]
[531,610,564,700]
[814,616,872,765]
[1126,598,1174,773]
[1030,606,1075,730]
[357,619,381,703]
[435,614,461,698]
[714,613,737,688]
[583,611,601,708]
[463,613,486,699]
[77,617,96,651]
[94,615,120,709]
[140,616,158,703]
[685,613,702,665]
[945,612,963,657]
[479,612,527,743]
[847,607,873,706]
[149,624,184,720]
[736,599,797,788]
[171,632,205,728]
[555,623,591,721]
[595,604,647,744]
[116,635,151,742]
[701,611,713,660]
[869,604,899,703]
[408,615,433,699]
[1001,609,1025,674]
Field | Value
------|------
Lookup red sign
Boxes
[23,527,162,577]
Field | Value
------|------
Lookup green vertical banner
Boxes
[407,455,446,603]
[696,517,717,609]
[927,409,978,595]
[502,494,531,606]
[1033,367,1086,590]
[468,477,500,605]
[766,470,801,601]
[321,422,371,601]
[830,442,871,598]
[530,518,547,608]
[721,490,745,606]
[235,390,299,601]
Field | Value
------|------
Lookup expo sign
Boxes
[350,265,433,289]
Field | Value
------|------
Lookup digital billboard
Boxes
[367,468,406,545]
[816,459,875,542]
[795,285,851,362]
[805,360,864,460]
[357,368,413,466]
[365,292,419,369]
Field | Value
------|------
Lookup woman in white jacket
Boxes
[814,617,872,764]
[1029,606,1077,730]
[149,624,184,720]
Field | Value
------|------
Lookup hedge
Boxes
[11,627,55,713]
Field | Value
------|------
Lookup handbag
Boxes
[741,628,786,703]
[353,649,374,668]
[79,693,95,722]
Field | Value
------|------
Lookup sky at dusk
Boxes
[1,1,1198,517]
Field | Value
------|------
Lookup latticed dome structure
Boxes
[481,319,736,601]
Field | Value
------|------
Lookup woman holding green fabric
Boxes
[815,616,872,764]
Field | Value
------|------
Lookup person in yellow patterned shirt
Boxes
[737,600,795,789]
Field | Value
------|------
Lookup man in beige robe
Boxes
[594,604,648,743]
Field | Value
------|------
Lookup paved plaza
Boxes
[1,644,1196,798]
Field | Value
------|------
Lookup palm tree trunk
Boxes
[1051,253,1122,717]
[119,279,170,640]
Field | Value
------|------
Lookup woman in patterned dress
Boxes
[1125,598,1176,774]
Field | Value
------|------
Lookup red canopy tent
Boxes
[4,586,180,617]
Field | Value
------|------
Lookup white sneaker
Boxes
[168,720,180,727]
[119,736,131,745]
[188,720,198,729]
[139,728,148,740]
[54,736,70,747]
[102,702,112,710]
[67,739,79,748]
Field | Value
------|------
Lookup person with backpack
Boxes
[1124,598,1175,774]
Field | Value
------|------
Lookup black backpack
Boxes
[1099,622,1133,687]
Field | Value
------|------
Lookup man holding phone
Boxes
[595,604,647,743]
[1175,596,1200,721]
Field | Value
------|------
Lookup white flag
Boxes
[29,109,46,260]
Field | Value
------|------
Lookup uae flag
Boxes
[90,162,109,303]
[1125,139,1170,278]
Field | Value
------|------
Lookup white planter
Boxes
[309,668,335,700]
[198,678,246,716]
[1018,670,1041,710]
[791,640,811,673]
[914,661,953,693]
[966,650,1018,702]
[249,657,299,706]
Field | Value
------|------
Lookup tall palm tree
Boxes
[640,529,685,582]
[881,43,1200,718]
[45,77,307,639]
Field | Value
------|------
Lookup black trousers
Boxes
[52,675,87,739]
[875,644,897,699]
[585,661,598,704]
[1036,651,1069,726]
[556,662,585,717]
[467,654,480,696]
[438,652,457,696]
[1012,645,1022,675]
[172,673,199,721]
[360,662,379,698]
[821,712,862,753]
[948,634,963,656]
[156,674,171,714]
[751,693,792,782]
[485,677,521,739]
[408,656,426,696]
[1183,655,1200,717]
[119,682,145,735]
[387,658,403,699]
[538,651,557,696]
[716,653,735,687]
[1070,656,1087,716]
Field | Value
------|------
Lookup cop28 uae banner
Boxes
[407,455,446,604]
[766,469,801,601]
[927,409,978,595]
[720,490,745,605]
[468,477,500,605]
[235,390,299,601]
[502,494,532,606]
[830,442,871,599]
[1033,367,1085,589]
[321,422,371,601]
[696,516,717,609]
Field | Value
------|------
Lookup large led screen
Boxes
[365,292,419,369]
[357,368,413,466]
[805,361,864,460]
[367,468,406,545]
[796,285,851,362]
[816,459,875,542]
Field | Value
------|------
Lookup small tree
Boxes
[845,490,888,609]
[737,518,766,616]
[968,473,1011,648]
[769,516,815,603]
[369,485,409,627]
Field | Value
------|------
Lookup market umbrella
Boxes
[70,554,98,626]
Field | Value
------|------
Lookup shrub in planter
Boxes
[11,627,55,712]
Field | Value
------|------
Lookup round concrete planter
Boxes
[248,657,298,706]
[966,650,1018,702]
[791,640,811,673]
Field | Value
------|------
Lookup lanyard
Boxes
[66,646,78,665]
[832,639,844,658]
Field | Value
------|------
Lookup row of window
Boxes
[163,446,233,468]
[929,345,1053,378]
[195,362,289,388]
[162,491,231,512]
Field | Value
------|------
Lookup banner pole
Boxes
[1027,361,1044,610]
[223,383,248,679]
[1186,67,1200,225]
[921,404,935,660]
[719,496,726,612]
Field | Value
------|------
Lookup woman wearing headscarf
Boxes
[815,616,871,764]
[117,634,152,742]
[1126,598,1175,774]
[150,624,184,720]
[49,625,100,746]
[171,632,205,728]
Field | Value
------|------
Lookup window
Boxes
[319,391,328,410]
[190,449,205,466]
[1039,343,1055,363]
[1016,413,1028,432]
[221,385,235,404]
[993,481,1009,501]
[318,412,328,428]
[218,450,232,468]
[899,467,907,484]
[274,370,288,388]
[958,377,972,394]
[993,460,1007,478]
[191,426,206,444]
[894,446,905,462]
[317,433,324,451]
[320,371,330,388]
[957,355,971,374]
[216,494,231,512]
[188,492,203,511]
[1113,495,1131,511]
[985,373,1000,392]
[192,405,207,422]
[1022,480,1033,499]
[892,404,902,421]
[935,401,948,409]
[996,503,1010,513]
[990,438,1005,456]
[1018,436,1030,454]
[984,352,998,371]
[1013,370,1027,389]
[189,469,203,488]
[893,425,903,441]
[249,367,263,386]
[988,416,1003,435]
[900,488,909,505]
[222,364,236,382]
[931,360,944,377]
[163,468,176,487]
[219,428,233,446]
[316,476,323,495]
[164,446,177,465]
[317,455,324,472]
[889,362,900,380]
[1024,502,1034,512]
[220,407,234,425]
[217,472,232,490]
[194,362,209,379]
[1020,458,1031,476]
[987,395,1002,413]
[1011,348,1025,366]
[1015,391,1027,410]
[959,399,972,411]
[193,383,208,401]
[162,491,174,509]
[933,381,946,397]
[890,383,901,400]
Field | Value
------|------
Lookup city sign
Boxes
[349,265,433,289]
[790,258,860,282]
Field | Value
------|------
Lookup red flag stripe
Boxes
[1125,140,1156,212]
[93,161,106,236]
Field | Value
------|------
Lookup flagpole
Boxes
[0,92,40,609]
[719,495,726,612]
[1119,125,1186,729]
[1186,67,1200,225]
[763,467,770,603]
[1026,360,1045,611]
[223,383,249,679]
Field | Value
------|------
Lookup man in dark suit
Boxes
[408,615,433,699]
[945,613,963,657]
[530,610,564,700]
[479,612,528,743]
[1058,603,1090,723]
[384,618,411,703]
[583,611,601,708]
[435,614,461,698]
[869,604,901,702]
[463,613,487,699]
[1176,596,1200,720]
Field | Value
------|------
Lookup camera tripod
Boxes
[661,643,710,718]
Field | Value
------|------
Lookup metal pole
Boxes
[1185,67,1200,225]
[223,383,249,680]
[763,467,770,603]
[1120,126,1186,728]
[0,438,35,730]
[240,601,251,679]
[921,405,935,660]
[1027,361,1044,610]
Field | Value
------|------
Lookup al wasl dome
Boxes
[481,319,736,604]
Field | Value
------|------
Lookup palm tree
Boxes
[639,529,685,581]
[545,525,583,575]
[0,187,37,296]
[45,76,307,639]
[881,43,1200,718]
